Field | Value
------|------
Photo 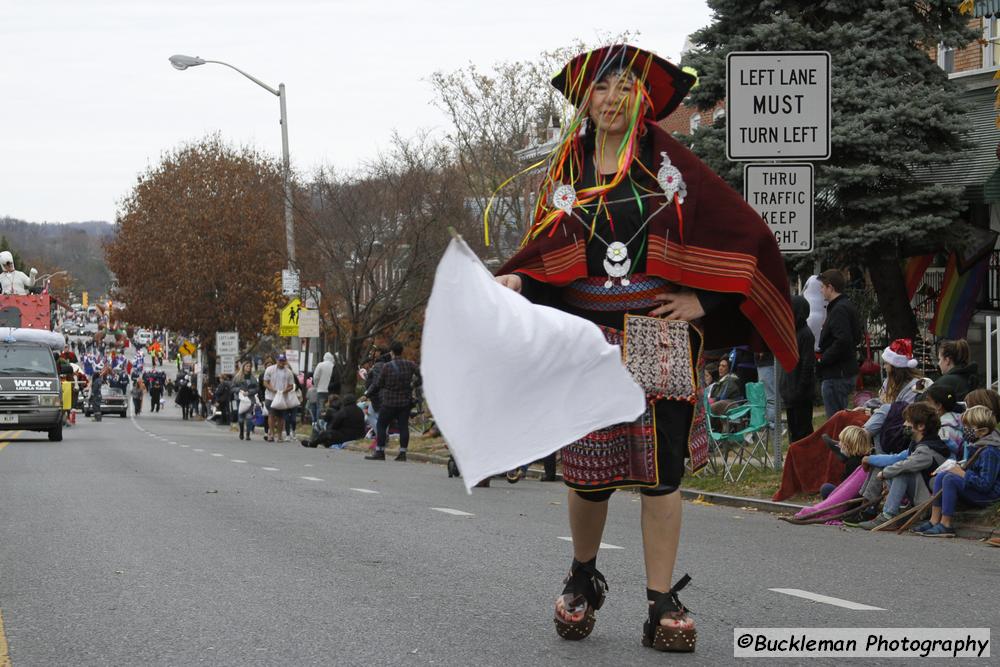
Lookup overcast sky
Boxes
[2,0,713,223]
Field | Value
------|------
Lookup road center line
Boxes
[350,488,379,494]
[180,445,190,448]
[300,476,324,482]
[431,507,475,517]
[230,459,247,463]
[261,467,279,471]
[210,453,224,457]
[769,588,885,611]
[168,441,177,445]
[192,448,204,452]
[557,536,624,550]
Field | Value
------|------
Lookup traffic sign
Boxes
[179,340,197,357]
[220,355,236,375]
[216,331,239,356]
[281,269,300,296]
[297,309,320,338]
[280,298,301,337]
[302,286,321,310]
[744,163,814,254]
[726,51,830,160]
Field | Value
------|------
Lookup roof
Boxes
[916,86,1000,202]
[975,1,1000,17]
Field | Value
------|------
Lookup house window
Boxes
[937,43,955,73]
[689,113,701,133]
[986,17,1000,68]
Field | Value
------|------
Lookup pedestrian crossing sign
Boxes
[280,298,301,337]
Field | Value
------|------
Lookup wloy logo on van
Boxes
[12,379,54,391]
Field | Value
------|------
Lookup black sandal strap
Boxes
[647,574,694,634]
[562,559,609,611]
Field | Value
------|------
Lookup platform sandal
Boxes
[642,574,696,653]
[554,559,608,641]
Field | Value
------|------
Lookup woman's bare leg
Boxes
[556,490,609,622]
[640,491,693,629]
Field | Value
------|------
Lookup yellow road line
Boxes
[0,607,11,667]
[0,431,22,452]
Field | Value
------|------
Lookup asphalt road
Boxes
[1,397,997,666]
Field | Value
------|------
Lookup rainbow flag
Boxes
[903,254,934,300]
[931,252,991,339]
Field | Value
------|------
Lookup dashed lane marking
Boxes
[180,445,190,448]
[431,507,475,517]
[261,467,280,472]
[210,453,224,457]
[303,464,314,467]
[351,488,380,494]
[300,476,324,482]
[192,448,205,452]
[168,441,177,445]
[231,459,247,463]
[769,588,885,611]
[557,537,624,550]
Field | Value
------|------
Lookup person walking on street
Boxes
[263,354,295,443]
[365,341,421,461]
[815,269,862,418]
[148,375,163,413]
[131,376,145,415]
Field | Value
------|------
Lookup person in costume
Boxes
[0,250,37,295]
[493,45,796,652]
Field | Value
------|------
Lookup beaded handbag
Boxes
[622,316,697,402]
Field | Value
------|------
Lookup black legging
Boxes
[785,401,814,444]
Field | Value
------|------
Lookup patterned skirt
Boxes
[559,276,709,492]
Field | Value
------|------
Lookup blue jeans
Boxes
[821,376,856,418]
[883,472,921,515]
[933,471,998,517]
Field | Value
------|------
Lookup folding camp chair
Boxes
[703,390,747,482]
[723,382,772,481]
[704,382,771,482]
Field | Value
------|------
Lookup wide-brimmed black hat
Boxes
[551,44,696,121]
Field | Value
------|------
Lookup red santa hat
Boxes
[881,338,918,369]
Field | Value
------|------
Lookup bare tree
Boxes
[297,134,478,388]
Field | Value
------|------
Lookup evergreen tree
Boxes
[682,0,977,338]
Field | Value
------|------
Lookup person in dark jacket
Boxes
[931,339,978,401]
[780,295,816,443]
[815,269,862,418]
[301,394,366,448]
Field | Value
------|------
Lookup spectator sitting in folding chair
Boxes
[708,357,744,432]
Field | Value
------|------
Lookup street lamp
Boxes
[168,54,296,270]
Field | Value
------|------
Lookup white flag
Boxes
[421,237,645,492]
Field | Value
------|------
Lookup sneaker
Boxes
[910,521,935,534]
[857,513,893,530]
[394,451,407,462]
[365,450,386,461]
[922,523,955,538]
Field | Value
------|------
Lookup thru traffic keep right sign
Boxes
[744,163,814,254]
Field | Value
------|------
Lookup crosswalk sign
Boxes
[280,298,301,337]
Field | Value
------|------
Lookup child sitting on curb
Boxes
[913,405,1000,537]
[922,384,965,459]
[820,426,872,499]
[851,402,951,530]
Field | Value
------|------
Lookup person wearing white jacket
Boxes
[312,352,335,408]
[0,251,37,295]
